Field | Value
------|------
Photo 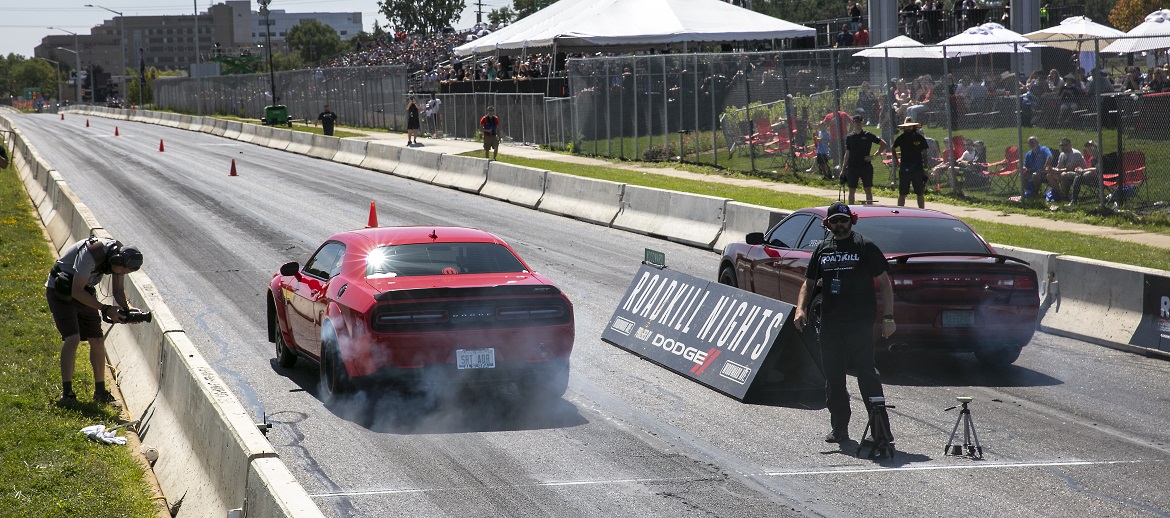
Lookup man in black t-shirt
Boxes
[794,202,895,444]
[891,117,929,208]
[317,105,338,136]
[841,114,888,205]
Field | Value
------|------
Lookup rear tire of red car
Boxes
[319,322,353,401]
[275,331,297,368]
[718,266,737,288]
[974,345,1022,367]
[517,361,570,404]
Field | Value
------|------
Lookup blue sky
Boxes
[1,0,506,59]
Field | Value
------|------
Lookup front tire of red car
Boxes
[275,329,297,369]
[319,322,352,401]
[718,265,737,288]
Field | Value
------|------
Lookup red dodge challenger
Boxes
[718,205,1039,366]
[267,226,574,401]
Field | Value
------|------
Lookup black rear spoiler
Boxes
[374,284,562,302]
[887,252,1031,266]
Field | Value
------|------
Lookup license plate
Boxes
[942,310,975,328]
[456,348,496,369]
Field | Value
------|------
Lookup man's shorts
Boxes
[845,163,874,188]
[899,163,926,195]
[483,134,499,150]
[45,287,103,340]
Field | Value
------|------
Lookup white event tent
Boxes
[453,0,815,57]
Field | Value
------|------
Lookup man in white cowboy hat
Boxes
[891,117,929,208]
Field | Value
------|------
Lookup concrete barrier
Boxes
[307,134,340,161]
[714,202,791,252]
[5,117,326,517]
[394,147,441,183]
[176,115,194,130]
[284,131,314,155]
[223,121,244,141]
[238,123,259,144]
[161,112,181,128]
[334,139,369,167]
[251,125,275,148]
[611,186,728,249]
[537,172,624,226]
[994,244,1060,316]
[481,163,547,208]
[1039,256,1164,357]
[265,128,292,151]
[432,154,488,192]
[359,142,400,173]
[210,118,229,136]
[187,116,205,133]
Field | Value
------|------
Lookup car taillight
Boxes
[376,310,449,325]
[997,274,1036,290]
[496,305,566,320]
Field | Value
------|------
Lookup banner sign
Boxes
[1131,273,1170,353]
[602,263,795,400]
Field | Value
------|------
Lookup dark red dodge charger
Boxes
[718,205,1039,366]
[268,226,574,401]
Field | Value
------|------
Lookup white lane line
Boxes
[766,459,1156,477]
[310,476,715,499]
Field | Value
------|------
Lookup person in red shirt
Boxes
[821,109,851,165]
[854,24,869,46]
[479,106,500,160]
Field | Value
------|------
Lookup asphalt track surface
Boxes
[16,113,1170,518]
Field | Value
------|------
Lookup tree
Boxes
[286,20,346,64]
[512,0,555,20]
[378,0,466,35]
[488,7,516,25]
[1110,0,1170,31]
[270,51,305,72]
[11,58,56,99]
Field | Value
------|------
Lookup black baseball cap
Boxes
[826,202,853,220]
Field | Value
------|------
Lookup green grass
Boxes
[469,152,1170,271]
[0,165,159,516]
[215,115,363,139]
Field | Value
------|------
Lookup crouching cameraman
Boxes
[46,237,144,404]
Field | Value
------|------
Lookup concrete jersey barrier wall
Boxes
[307,134,341,161]
[612,186,728,249]
[360,142,401,173]
[537,172,624,226]
[2,113,325,517]
[334,139,369,167]
[285,131,315,155]
[715,202,791,253]
[432,154,488,193]
[394,147,442,183]
[481,162,547,208]
[223,121,244,141]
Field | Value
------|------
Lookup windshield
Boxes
[853,216,989,255]
[366,243,527,278]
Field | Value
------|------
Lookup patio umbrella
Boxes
[937,23,1031,57]
[853,35,943,59]
[1024,16,1125,52]
[1103,9,1170,53]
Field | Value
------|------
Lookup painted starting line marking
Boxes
[310,476,717,499]
[766,459,1155,477]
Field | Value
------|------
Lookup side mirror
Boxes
[746,232,765,245]
[280,261,301,279]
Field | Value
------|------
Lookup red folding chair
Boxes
[982,146,1019,197]
[1104,150,1147,208]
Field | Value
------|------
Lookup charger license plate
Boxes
[456,348,496,369]
[942,310,975,328]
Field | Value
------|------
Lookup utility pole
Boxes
[476,0,484,24]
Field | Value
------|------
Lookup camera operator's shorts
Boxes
[845,163,874,188]
[483,134,499,150]
[899,163,926,195]
[45,287,102,340]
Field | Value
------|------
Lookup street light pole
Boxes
[48,27,82,104]
[39,57,62,108]
[85,5,126,105]
[258,0,277,108]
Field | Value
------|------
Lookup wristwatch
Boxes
[883,314,895,322]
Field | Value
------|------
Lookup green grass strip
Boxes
[0,165,158,516]
[472,153,1170,271]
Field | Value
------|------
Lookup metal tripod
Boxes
[944,397,983,459]
[857,396,895,459]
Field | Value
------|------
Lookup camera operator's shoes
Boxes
[824,429,849,443]
[57,391,77,406]
[93,390,117,405]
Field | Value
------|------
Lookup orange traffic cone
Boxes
[114,126,120,136]
[159,139,165,152]
[229,159,238,176]
[366,201,378,228]
[60,113,64,120]
[86,119,90,127]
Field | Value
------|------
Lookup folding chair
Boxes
[982,146,1020,197]
[1104,151,1147,208]
[729,118,776,158]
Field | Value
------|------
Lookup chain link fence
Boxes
[564,37,1170,213]
[154,66,411,130]
[434,93,549,145]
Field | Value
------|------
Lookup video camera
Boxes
[102,308,153,324]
